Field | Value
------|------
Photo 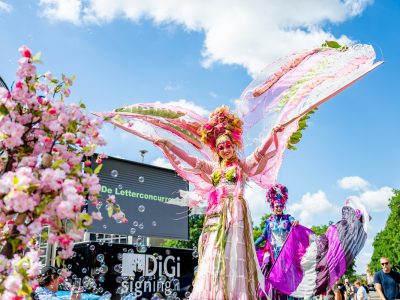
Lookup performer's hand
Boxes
[69,287,82,300]
[272,124,285,134]
[155,138,172,148]
[293,220,299,227]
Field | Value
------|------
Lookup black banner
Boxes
[65,242,197,299]
[88,156,189,240]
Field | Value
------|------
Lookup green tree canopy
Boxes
[369,189,400,272]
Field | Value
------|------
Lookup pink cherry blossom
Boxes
[0,46,123,299]
[3,273,22,293]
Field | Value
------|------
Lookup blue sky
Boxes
[1,0,399,273]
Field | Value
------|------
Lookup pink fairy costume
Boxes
[160,106,279,299]
[97,43,380,300]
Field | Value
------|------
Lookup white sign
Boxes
[121,253,181,277]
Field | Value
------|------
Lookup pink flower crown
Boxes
[199,105,243,152]
[266,184,289,207]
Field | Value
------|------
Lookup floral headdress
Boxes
[266,184,289,208]
[199,105,243,152]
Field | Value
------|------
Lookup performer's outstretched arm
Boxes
[243,125,283,176]
[255,221,270,247]
[156,139,214,175]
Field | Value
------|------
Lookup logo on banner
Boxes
[121,253,181,297]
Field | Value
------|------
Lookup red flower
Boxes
[22,49,32,58]
[57,234,74,247]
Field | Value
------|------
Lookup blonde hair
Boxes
[380,256,390,262]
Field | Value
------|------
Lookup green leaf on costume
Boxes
[287,108,317,150]
[115,105,185,119]
[321,40,348,51]
[324,40,341,48]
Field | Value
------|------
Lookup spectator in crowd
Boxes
[354,280,368,300]
[323,288,335,300]
[344,278,355,300]
[337,280,346,300]
[334,283,344,300]
[32,266,81,300]
[374,257,400,300]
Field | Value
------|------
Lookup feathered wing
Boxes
[236,43,383,187]
[95,103,214,211]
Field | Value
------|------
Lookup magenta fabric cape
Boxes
[260,203,368,297]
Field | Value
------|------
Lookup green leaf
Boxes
[323,40,341,48]
[115,105,185,119]
[79,213,93,228]
[0,105,9,116]
[32,51,42,63]
[84,167,93,175]
[55,256,62,267]
[287,108,318,150]
[94,163,103,175]
[67,120,78,132]
[52,159,67,169]
[107,205,113,218]
[0,132,7,141]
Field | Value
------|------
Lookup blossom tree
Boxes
[0,46,125,299]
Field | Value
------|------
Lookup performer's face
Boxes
[217,141,235,160]
[273,203,283,215]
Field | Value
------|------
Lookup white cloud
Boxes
[288,190,337,226]
[37,0,373,74]
[0,1,12,12]
[151,157,173,169]
[161,99,210,116]
[347,186,394,212]
[338,176,369,191]
[39,0,82,25]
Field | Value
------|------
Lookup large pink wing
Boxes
[236,43,382,188]
[95,103,214,199]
